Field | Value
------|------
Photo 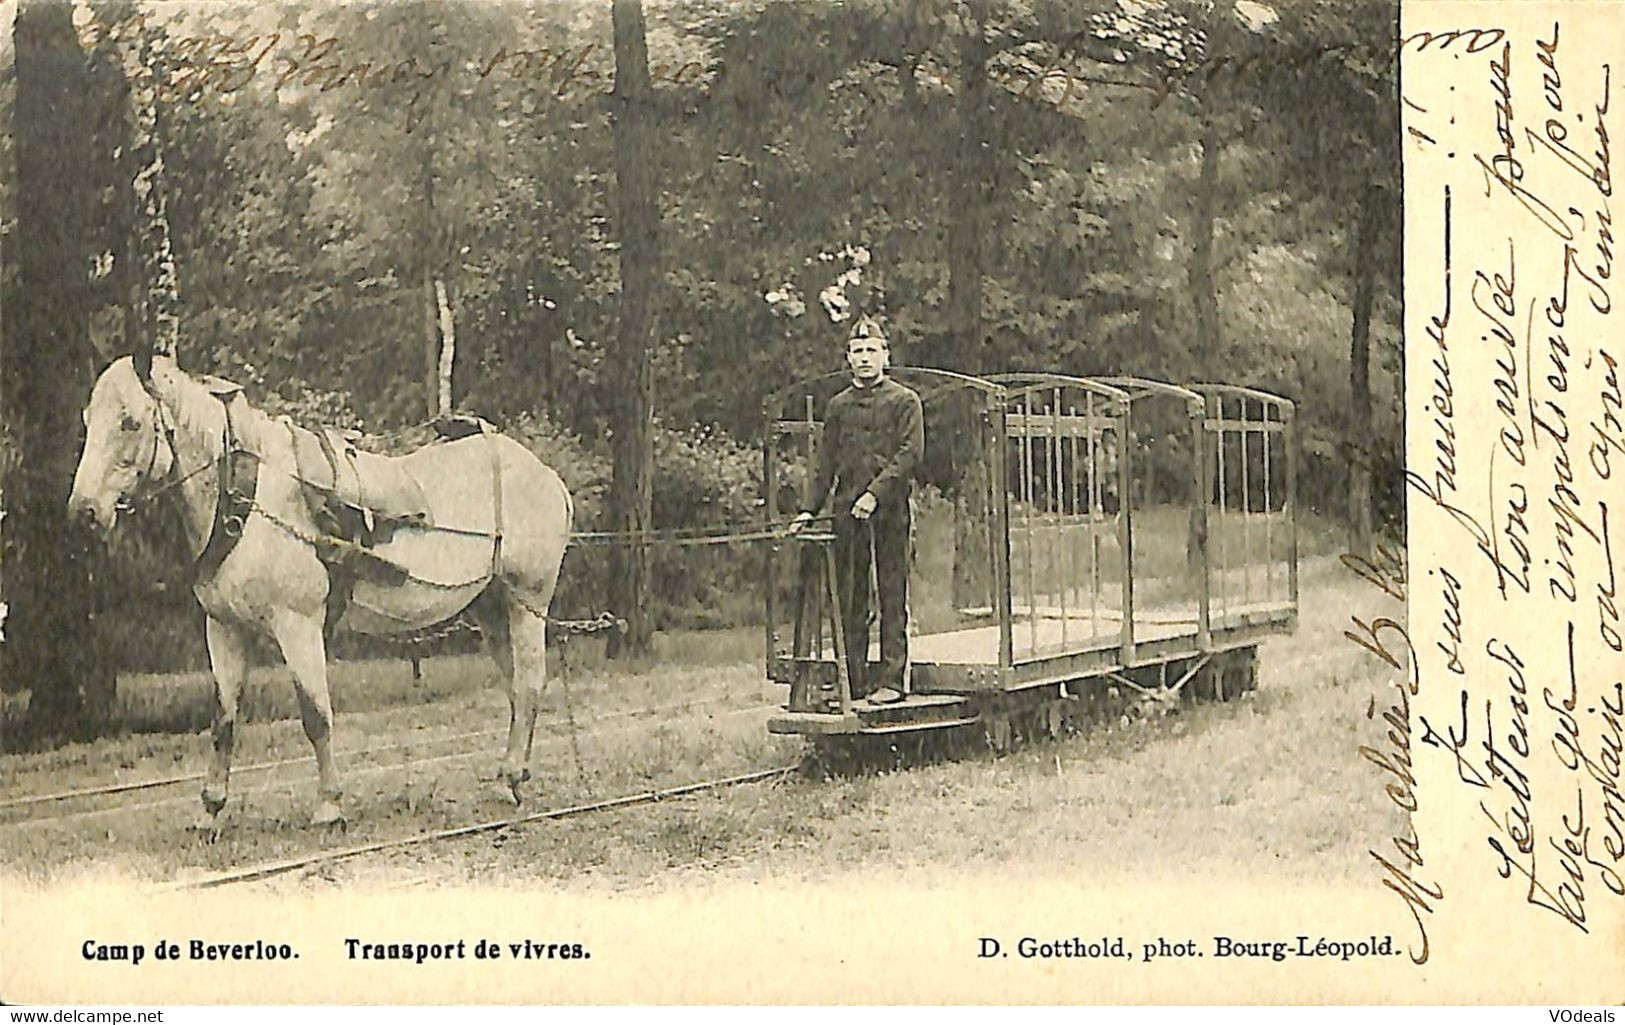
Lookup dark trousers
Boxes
[833,501,911,698]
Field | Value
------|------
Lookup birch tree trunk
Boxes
[120,9,181,359]
[420,142,442,419]
[435,277,455,416]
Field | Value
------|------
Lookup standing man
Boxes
[790,316,924,704]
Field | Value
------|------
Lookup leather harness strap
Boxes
[190,405,507,604]
[488,425,504,578]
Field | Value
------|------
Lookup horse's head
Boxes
[68,356,178,535]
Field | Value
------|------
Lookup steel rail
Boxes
[7,702,772,831]
[161,764,800,891]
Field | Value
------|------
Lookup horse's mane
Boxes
[154,363,238,440]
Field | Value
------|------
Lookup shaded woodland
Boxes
[0,0,1403,737]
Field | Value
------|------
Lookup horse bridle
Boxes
[114,388,219,517]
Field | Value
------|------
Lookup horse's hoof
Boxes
[504,769,531,807]
[311,802,346,830]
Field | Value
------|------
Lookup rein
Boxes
[115,450,218,517]
[116,399,219,516]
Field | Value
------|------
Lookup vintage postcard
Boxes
[0,0,1619,1006]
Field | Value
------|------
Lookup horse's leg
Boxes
[468,586,516,688]
[467,588,522,801]
[501,598,548,805]
[271,610,344,827]
[193,616,247,835]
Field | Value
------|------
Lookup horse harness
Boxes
[196,393,262,582]
[124,378,263,585]
[278,413,507,637]
[143,383,507,627]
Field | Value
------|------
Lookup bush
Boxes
[647,422,763,629]
[558,420,765,630]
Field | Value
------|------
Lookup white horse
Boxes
[68,354,573,832]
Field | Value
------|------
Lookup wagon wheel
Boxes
[807,737,855,779]
[904,731,929,765]
[1239,648,1260,695]
[947,722,985,761]
[1020,704,1052,744]
[1043,699,1066,740]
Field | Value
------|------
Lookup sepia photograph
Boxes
[0,0,1616,1006]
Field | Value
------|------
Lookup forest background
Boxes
[0,0,1402,738]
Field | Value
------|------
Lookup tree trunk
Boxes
[946,3,995,607]
[1347,182,1379,557]
[945,0,990,374]
[122,9,181,360]
[0,68,10,687]
[85,3,139,364]
[2,0,116,737]
[606,0,660,658]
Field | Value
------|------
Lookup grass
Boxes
[335,553,1404,890]
[0,657,794,882]
[0,624,767,749]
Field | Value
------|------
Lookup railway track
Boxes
[1,694,767,828]
[6,686,802,892]
[162,763,801,890]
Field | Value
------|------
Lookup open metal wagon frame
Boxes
[762,369,1298,749]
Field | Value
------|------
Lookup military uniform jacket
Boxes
[801,376,925,515]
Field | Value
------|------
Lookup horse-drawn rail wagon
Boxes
[762,369,1297,747]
